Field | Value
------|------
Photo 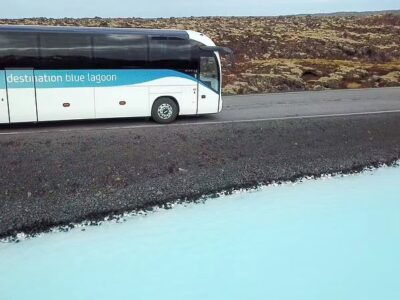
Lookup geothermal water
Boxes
[1,166,399,300]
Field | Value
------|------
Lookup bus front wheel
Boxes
[151,97,179,124]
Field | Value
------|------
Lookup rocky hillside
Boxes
[1,13,399,95]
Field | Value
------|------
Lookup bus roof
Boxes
[0,25,189,39]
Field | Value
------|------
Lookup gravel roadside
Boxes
[1,113,400,238]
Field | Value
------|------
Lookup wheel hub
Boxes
[157,103,173,120]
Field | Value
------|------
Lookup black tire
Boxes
[151,97,179,124]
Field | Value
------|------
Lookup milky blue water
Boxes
[1,166,400,300]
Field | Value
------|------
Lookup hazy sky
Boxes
[1,0,399,18]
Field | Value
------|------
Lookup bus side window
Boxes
[150,37,190,61]
[0,32,39,69]
[149,37,198,76]
[40,33,93,69]
[93,34,148,69]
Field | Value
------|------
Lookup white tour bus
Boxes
[0,25,233,124]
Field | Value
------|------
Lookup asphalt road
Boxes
[0,87,399,135]
[220,87,400,121]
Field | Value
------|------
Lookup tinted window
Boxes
[150,37,199,75]
[93,34,148,68]
[40,33,93,69]
[0,32,39,68]
[150,37,191,61]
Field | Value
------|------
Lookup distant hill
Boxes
[292,9,400,18]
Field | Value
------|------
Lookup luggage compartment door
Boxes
[6,70,37,123]
[95,86,149,119]
[0,71,9,124]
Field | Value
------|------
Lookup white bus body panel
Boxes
[8,88,37,123]
[180,85,198,115]
[95,86,149,118]
[37,88,95,121]
[6,70,37,123]
[0,71,9,124]
[186,31,216,47]
[197,85,219,114]
[1,69,219,124]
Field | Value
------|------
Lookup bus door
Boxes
[0,71,9,124]
[180,68,198,115]
[197,55,220,114]
[5,69,37,123]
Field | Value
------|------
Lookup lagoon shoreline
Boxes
[1,112,400,238]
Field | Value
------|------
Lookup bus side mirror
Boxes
[199,46,235,67]
[221,47,235,68]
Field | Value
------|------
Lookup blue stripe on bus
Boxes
[0,71,6,89]
[4,69,201,89]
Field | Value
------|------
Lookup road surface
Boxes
[0,87,399,135]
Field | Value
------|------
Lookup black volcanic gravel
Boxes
[1,113,400,238]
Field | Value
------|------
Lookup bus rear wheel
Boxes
[151,97,179,124]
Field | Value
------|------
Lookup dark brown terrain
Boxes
[1,13,399,94]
